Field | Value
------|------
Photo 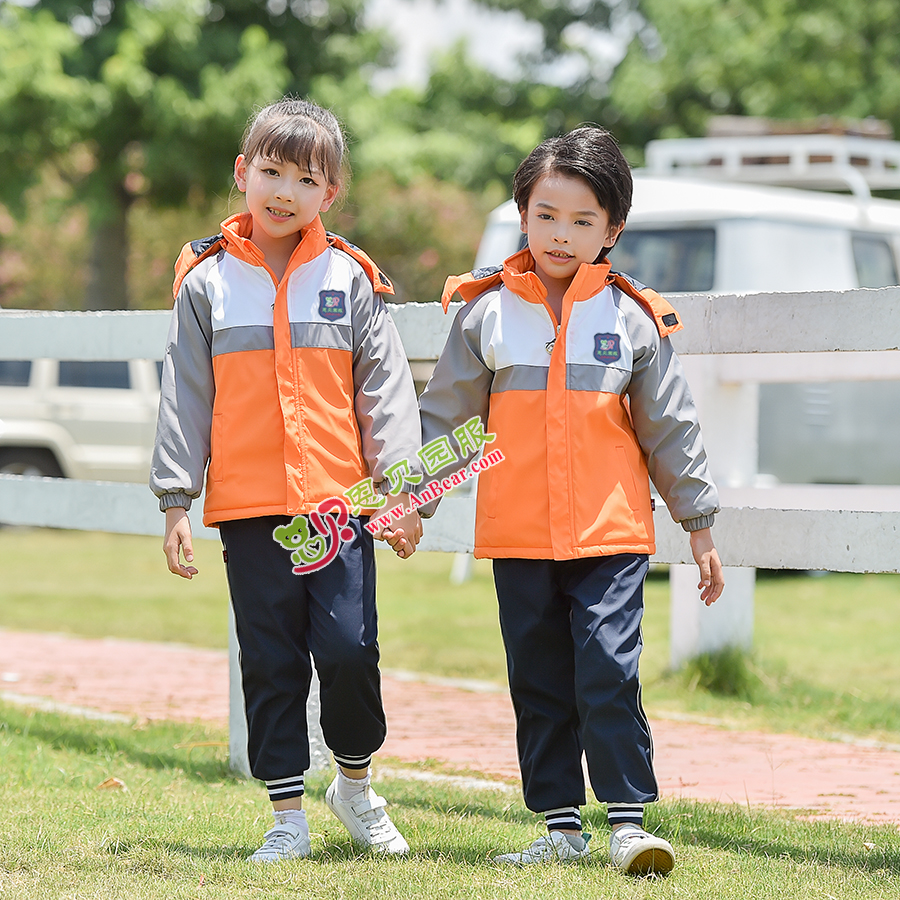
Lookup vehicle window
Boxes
[609,228,716,292]
[58,360,130,390]
[0,360,32,386]
[851,233,899,288]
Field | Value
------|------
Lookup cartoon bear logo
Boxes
[318,290,346,321]
[594,333,621,363]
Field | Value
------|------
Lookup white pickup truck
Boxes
[0,358,161,482]
[475,130,900,485]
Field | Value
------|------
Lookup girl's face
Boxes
[234,153,339,251]
[520,172,624,292]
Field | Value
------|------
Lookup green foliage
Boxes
[330,170,502,304]
[6,0,900,309]
[608,0,900,147]
[0,6,91,215]
[681,647,759,700]
[314,57,547,301]
[2,701,900,899]
[0,0,375,308]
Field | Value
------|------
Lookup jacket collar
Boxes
[441,247,614,312]
[220,212,329,271]
[500,247,613,306]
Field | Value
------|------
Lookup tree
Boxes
[0,0,381,309]
[607,0,900,154]
[314,51,552,302]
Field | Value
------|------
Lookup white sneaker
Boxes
[609,825,675,875]
[324,777,410,855]
[249,821,311,862]
[493,831,591,865]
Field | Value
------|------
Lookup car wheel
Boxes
[0,448,65,478]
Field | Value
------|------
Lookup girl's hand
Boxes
[377,494,422,559]
[689,527,724,606]
[164,506,199,579]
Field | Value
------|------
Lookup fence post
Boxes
[669,355,757,668]
[227,605,251,778]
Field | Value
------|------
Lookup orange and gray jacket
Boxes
[150,212,421,527]
[418,248,719,560]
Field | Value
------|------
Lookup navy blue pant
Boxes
[493,554,658,814]
[220,515,386,783]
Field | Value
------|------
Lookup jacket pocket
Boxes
[209,413,225,483]
[616,445,641,511]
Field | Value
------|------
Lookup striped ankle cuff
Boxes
[544,807,582,832]
[332,752,372,770]
[265,774,304,802]
[607,803,644,827]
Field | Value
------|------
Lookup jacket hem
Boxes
[203,501,385,527]
[473,542,657,560]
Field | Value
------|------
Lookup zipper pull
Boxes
[545,325,560,355]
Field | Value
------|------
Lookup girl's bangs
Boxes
[252,118,338,181]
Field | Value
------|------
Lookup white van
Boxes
[0,358,161,482]
[475,133,900,485]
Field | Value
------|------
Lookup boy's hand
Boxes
[689,527,724,606]
[164,506,199,579]
[375,493,422,559]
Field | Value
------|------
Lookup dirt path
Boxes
[2,628,899,826]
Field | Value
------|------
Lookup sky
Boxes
[363,0,630,91]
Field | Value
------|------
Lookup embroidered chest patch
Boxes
[318,290,346,321]
[594,333,621,363]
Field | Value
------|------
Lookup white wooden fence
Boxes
[2,290,899,777]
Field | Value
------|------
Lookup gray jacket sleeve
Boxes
[149,267,215,512]
[417,298,495,514]
[350,267,423,494]
[624,296,720,531]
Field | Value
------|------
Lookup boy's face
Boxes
[520,173,624,289]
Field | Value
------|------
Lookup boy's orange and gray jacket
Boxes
[150,212,421,527]
[418,248,720,560]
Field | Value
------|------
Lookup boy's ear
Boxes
[319,182,340,213]
[519,206,528,234]
[606,220,626,248]
[234,155,248,192]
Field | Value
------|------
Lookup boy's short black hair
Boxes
[513,126,633,228]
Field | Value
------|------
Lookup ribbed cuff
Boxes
[158,491,193,512]
[378,481,424,498]
[680,513,715,532]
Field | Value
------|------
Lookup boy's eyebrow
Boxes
[533,200,600,217]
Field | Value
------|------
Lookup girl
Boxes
[151,97,422,861]
[418,127,724,875]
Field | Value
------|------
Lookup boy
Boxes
[418,126,724,875]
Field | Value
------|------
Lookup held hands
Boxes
[374,493,423,559]
[689,527,724,606]
[163,506,199,579]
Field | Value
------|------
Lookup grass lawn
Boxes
[1,528,899,742]
[1,701,899,900]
